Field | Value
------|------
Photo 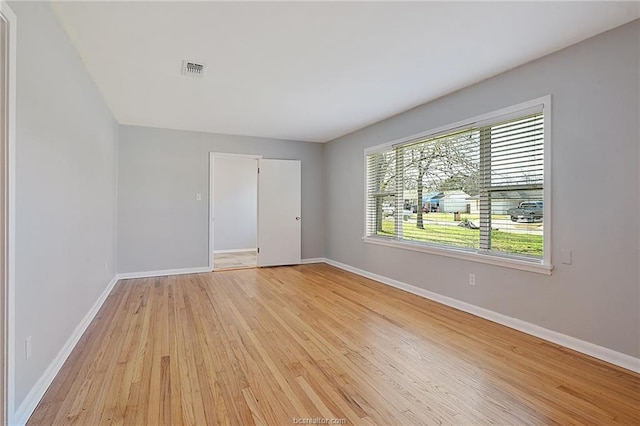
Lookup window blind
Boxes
[480,113,544,258]
[366,149,397,238]
[365,106,545,262]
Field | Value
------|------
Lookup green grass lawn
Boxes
[378,220,542,258]
[414,212,509,222]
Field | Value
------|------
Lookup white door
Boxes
[257,159,301,267]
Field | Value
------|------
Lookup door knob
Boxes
[296,217,301,220]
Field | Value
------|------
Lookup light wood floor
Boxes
[28,264,640,425]
[214,251,257,271]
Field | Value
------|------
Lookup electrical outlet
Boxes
[25,336,32,360]
[469,273,476,286]
[560,249,572,265]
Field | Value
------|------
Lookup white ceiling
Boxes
[52,1,639,143]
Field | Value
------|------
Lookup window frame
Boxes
[363,96,552,275]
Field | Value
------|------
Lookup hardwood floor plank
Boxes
[27,264,640,425]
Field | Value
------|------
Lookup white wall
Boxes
[117,125,324,273]
[324,20,640,358]
[213,156,257,252]
[10,0,119,415]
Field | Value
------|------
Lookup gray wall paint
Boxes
[213,156,257,251]
[325,21,640,357]
[117,126,324,273]
[11,1,119,409]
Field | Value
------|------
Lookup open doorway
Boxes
[209,153,259,271]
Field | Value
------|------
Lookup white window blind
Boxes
[366,104,546,264]
[366,149,398,238]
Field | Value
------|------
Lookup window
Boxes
[364,97,551,273]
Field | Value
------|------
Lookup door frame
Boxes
[208,152,262,271]
[0,1,16,423]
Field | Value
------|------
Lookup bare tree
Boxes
[403,132,479,229]
[368,131,478,234]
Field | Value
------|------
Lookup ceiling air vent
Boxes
[181,60,206,78]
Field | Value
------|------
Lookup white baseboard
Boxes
[214,248,256,254]
[301,258,325,264]
[323,258,640,374]
[13,275,120,426]
[117,266,211,280]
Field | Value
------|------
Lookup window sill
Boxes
[362,236,553,275]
